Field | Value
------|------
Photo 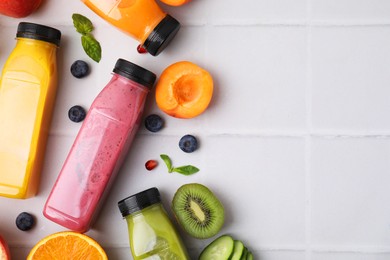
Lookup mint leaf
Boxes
[172,165,199,175]
[72,13,94,35]
[160,154,199,175]
[81,35,101,63]
[160,154,173,173]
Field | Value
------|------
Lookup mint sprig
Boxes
[72,13,101,63]
[160,154,199,176]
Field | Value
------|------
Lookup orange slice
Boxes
[27,231,108,260]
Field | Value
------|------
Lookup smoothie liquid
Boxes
[44,59,156,232]
[0,23,61,199]
[118,188,189,259]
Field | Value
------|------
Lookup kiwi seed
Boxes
[172,183,224,239]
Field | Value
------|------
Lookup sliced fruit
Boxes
[0,235,10,260]
[199,235,234,260]
[230,240,245,260]
[159,0,192,6]
[246,251,254,260]
[156,61,213,119]
[172,183,224,239]
[27,231,108,259]
[240,247,248,260]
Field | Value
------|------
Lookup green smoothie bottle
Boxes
[118,187,189,260]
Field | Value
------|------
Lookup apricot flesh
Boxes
[156,61,213,119]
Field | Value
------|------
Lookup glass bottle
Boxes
[81,0,180,56]
[0,22,61,199]
[44,59,155,232]
[118,187,190,259]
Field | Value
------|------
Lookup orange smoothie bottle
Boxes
[82,0,180,56]
[0,22,61,199]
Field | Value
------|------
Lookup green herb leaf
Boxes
[72,13,94,35]
[81,34,102,63]
[172,165,199,175]
[160,154,173,173]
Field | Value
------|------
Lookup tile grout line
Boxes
[3,21,390,28]
[305,0,313,259]
[49,130,390,138]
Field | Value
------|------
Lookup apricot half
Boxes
[159,0,192,6]
[156,61,213,119]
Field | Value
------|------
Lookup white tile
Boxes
[206,0,307,24]
[311,0,390,23]
[311,137,390,246]
[0,27,15,73]
[162,1,208,26]
[258,250,305,260]
[311,27,390,131]
[204,26,307,133]
[312,252,390,260]
[202,136,306,245]
[163,0,307,25]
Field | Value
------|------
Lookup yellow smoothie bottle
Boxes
[0,22,61,199]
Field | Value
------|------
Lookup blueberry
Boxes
[145,114,164,132]
[16,212,35,231]
[71,60,89,78]
[179,135,198,153]
[68,105,86,122]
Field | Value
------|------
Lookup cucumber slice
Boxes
[246,251,254,260]
[229,240,244,260]
[199,235,235,260]
[240,247,248,260]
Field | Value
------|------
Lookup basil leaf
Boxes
[72,13,94,35]
[172,165,199,175]
[160,154,173,173]
[81,35,102,63]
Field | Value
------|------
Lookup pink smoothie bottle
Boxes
[43,59,156,232]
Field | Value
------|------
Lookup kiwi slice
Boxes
[172,183,224,239]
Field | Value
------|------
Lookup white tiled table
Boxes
[1,0,390,259]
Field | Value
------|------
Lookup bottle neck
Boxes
[125,203,164,219]
[111,72,151,93]
[15,37,58,53]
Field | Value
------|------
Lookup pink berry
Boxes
[137,45,148,54]
[145,160,158,171]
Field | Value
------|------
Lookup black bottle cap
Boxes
[143,15,180,56]
[113,59,156,89]
[118,187,161,217]
[16,22,61,47]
